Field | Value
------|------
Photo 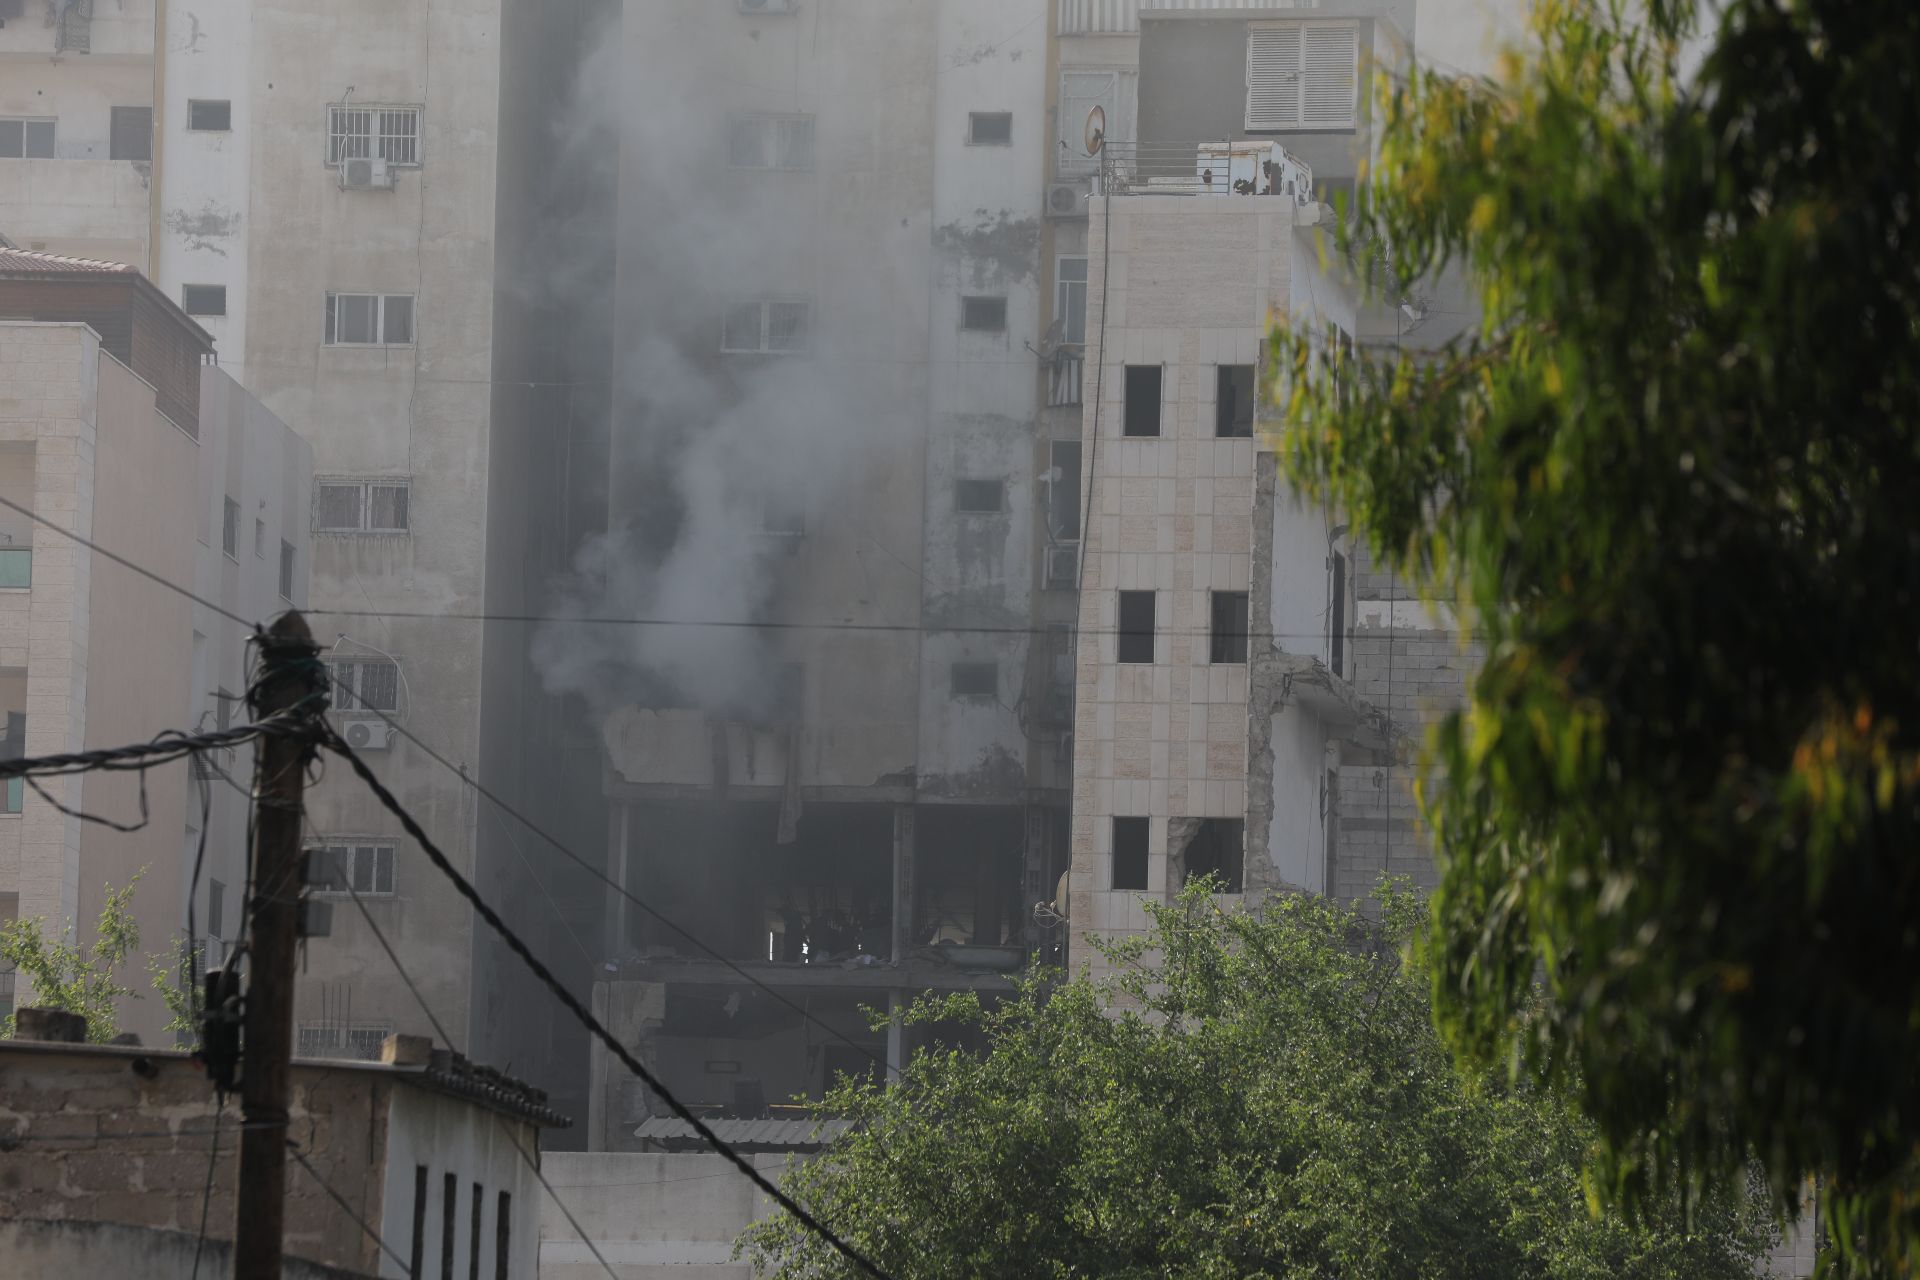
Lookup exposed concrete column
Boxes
[604,801,630,960]
[890,805,916,962]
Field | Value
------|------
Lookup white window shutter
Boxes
[1246,24,1302,131]
[1301,23,1359,129]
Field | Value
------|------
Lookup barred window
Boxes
[326,657,401,712]
[306,841,397,896]
[327,104,421,165]
[316,480,410,533]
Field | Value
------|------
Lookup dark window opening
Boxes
[1117,591,1155,664]
[954,478,1004,513]
[441,1171,457,1280]
[181,284,226,317]
[1047,441,1081,540]
[469,1183,483,1280]
[968,111,1013,145]
[961,296,1007,331]
[0,119,56,159]
[1112,817,1149,891]
[208,879,225,940]
[494,1192,511,1280]
[950,661,997,701]
[1329,551,1347,676]
[410,1166,428,1279]
[1210,591,1249,664]
[1123,365,1162,437]
[188,99,232,132]
[109,106,152,161]
[1183,818,1244,892]
[1216,364,1255,437]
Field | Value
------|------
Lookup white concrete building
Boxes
[0,248,309,1041]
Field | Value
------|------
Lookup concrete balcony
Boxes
[0,158,151,260]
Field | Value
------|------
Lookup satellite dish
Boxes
[1084,104,1105,156]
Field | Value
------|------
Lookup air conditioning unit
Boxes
[1045,544,1079,590]
[1046,181,1088,219]
[339,157,395,191]
[341,718,396,751]
[738,0,797,12]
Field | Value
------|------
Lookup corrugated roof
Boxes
[634,1116,852,1149]
[0,246,139,275]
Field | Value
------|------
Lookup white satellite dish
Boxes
[1084,104,1105,156]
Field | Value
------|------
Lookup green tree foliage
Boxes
[1,873,144,1042]
[740,887,1770,1280]
[1277,0,1920,1268]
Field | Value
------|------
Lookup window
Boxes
[306,841,398,896]
[327,104,422,165]
[967,111,1013,145]
[727,113,814,170]
[1117,591,1155,664]
[0,118,56,159]
[950,661,997,701]
[1055,257,1088,346]
[1112,817,1149,891]
[1329,552,1347,676]
[0,547,31,588]
[254,518,266,559]
[442,1172,458,1280]
[1058,70,1118,177]
[325,293,414,345]
[279,539,295,601]
[470,1182,483,1280]
[1,712,22,814]
[208,879,225,941]
[1216,365,1255,437]
[110,106,152,160]
[960,296,1007,332]
[316,480,410,532]
[1246,21,1359,131]
[1123,366,1162,437]
[296,1023,392,1060]
[495,1191,511,1280]
[1183,818,1245,892]
[954,478,1004,514]
[327,657,400,712]
[188,99,232,132]
[181,284,226,317]
[1210,591,1249,663]
[214,688,233,733]
[721,298,810,353]
[222,496,240,558]
[1047,441,1081,541]
[411,1167,429,1280]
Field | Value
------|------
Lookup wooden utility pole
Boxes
[232,611,323,1280]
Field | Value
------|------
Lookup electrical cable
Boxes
[188,1096,223,1280]
[323,729,899,1280]
[287,1143,414,1275]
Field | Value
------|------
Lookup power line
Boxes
[287,1143,414,1275]
[323,729,898,1280]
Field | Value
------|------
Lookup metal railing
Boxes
[1097,140,1315,203]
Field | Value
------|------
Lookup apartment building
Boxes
[0,248,310,1042]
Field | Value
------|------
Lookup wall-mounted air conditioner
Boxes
[341,718,396,750]
[339,157,395,191]
[1045,182,1088,219]
[1045,545,1079,590]
[738,0,797,13]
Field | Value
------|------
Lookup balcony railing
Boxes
[1098,140,1314,203]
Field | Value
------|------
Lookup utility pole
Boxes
[232,611,324,1280]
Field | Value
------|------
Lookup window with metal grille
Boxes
[316,480,410,532]
[1216,365,1255,437]
[254,518,266,558]
[1056,257,1087,346]
[1118,591,1156,664]
[279,539,295,601]
[960,296,1007,332]
[296,1023,393,1060]
[1123,366,1162,437]
[222,496,240,558]
[955,478,1004,513]
[327,104,421,165]
[950,661,997,701]
[327,658,401,712]
[208,879,225,940]
[305,841,397,896]
[110,106,152,160]
[1112,817,1149,891]
[1183,819,1245,892]
[721,298,810,353]
[727,113,814,170]
[967,111,1012,145]
[1048,441,1081,542]
[0,118,56,159]
[181,284,226,317]
[1210,591,1249,663]
[188,100,232,132]
[1246,21,1358,131]
[325,293,414,345]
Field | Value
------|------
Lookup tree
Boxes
[740,886,1771,1280]
[1277,0,1920,1269]
[1,874,144,1042]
